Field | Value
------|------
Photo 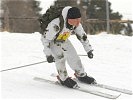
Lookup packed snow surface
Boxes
[1,32,132,99]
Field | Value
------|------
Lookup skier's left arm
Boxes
[74,23,93,59]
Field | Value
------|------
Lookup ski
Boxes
[33,77,121,99]
[92,83,132,95]
[51,73,132,95]
[73,78,132,95]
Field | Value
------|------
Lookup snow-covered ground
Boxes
[0,32,133,99]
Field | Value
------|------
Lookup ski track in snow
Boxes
[1,32,132,99]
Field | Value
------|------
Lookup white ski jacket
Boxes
[41,6,93,56]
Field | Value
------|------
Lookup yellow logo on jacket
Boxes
[56,32,70,42]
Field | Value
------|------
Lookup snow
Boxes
[37,0,55,14]
[0,32,133,100]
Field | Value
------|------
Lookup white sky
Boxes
[37,0,55,14]
[108,0,132,20]
[37,0,132,20]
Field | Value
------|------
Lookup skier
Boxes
[41,6,96,88]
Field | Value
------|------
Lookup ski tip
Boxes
[33,77,40,80]
[128,91,133,95]
[108,93,121,99]
[51,73,58,77]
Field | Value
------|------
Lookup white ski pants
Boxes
[50,40,86,81]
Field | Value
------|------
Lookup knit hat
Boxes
[67,7,81,19]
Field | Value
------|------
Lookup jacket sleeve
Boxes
[41,36,52,56]
[74,23,93,53]
[41,19,60,56]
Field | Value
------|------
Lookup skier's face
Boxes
[67,18,81,27]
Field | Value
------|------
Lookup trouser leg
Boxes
[62,40,86,77]
[50,43,68,81]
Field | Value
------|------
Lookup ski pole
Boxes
[32,55,88,59]
[78,54,87,56]
[1,55,87,72]
[0,60,47,72]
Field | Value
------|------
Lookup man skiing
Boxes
[41,6,96,88]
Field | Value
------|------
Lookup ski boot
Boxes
[75,73,96,84]
[57,76,78,88]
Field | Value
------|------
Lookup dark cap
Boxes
[67,7,81,19]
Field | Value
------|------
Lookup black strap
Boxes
[54,15,64,42]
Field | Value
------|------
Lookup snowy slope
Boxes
[1,32,133,99]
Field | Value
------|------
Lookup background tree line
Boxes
[0,0,41,33]
[0,0,132,36]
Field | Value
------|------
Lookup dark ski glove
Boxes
[87,50,93,59]
[46,55,55,63]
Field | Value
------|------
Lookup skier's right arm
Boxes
[41,19,60,58]
[41,37,54,63]
[41,36,52,56]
